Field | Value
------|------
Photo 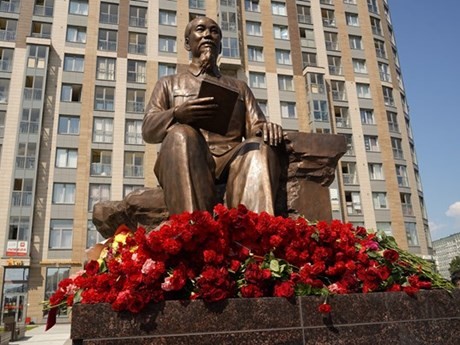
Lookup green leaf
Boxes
[270,259,280,272]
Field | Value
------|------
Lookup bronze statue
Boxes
[142,17,283,215]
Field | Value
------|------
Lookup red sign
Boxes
[6,241,28,256]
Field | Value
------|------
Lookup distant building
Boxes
[433,233,460,279]
[0,0,432,323]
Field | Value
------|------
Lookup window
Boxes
[89,184,111,211]
[221,11,237,32]
[124,152,144,178]
[349,35,363,50]
[98,29,117,51]
[1,0,20,13]
[401,193,413,216]
[53,183,76,204]
[31,21,52,38]
[245,0,260,12]
[275,49,291,65]
[189,0,205,9]
[127,60,146,83]
[387,111,399,132]
[0,78,9,103]
[334,107,350,128]
[58,116,79,135]
[367,0,379,14]
[249,72,266,89]
[125,119,143,145]
[280,102,296,119]
[50,220,73,249]
[69,0,88,15]
[273,25,289,40]
[159,36,177,53]
[0,110,4,137]
[56,148,77,168]
[342,162,358,185]
[66,26,86,43]
[23,76,43,101]
[0,18,17,41]
[353,59,367,74]
[248,46,264,62]
[272,2,286,16]
[299,28,315,48]
[87,221,104,248]
[396,165,409,187]
[94,86,115,111]
[278,75,294,91]
[128,32,147,54]
[0,47,13,72]
[158,10,176,27]
[246,21,262,36]
[312,100,329,122]
[373,192,388,209]
[27,45,47,69]
[8,216,30,241]
[391,137,403,159]
[360,109,375,125]
[96,57,116,80]
[375,39,386,58]
[356,83,371,99]
[20,108,40,134]
[405,222,419,246]
[297,5,311,24]
[382,86,394,106]
[370,17,382,36]
[328,56,342,75]
[221,37,239,58]
[331,80,346,101]
[345,191,362,215]
[91,150,112,176]
[158,63,176,78]
[16,142,36,169]
[322,9,336,27]
[364,135,379,152]
[257,100,268,117]
[64,54,84,72]
[93,117,113,143]
[378,62,391,82]
[376,222,392,236]
[99,2,118,24]
[11,178,33,206]
[345,12,359,26]
[325,32,339,51]
[44,268,70,316]
[221,0,236,6]
[344,0,356,4]
[126,89,145,113]
[130,6,147,27]
[302,52,317,68]
[309,73,325,94]
[344,134,354,156]
[61,84,82,102]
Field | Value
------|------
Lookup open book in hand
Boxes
[194,78,239,135]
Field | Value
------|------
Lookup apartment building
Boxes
[0,0,432,323]
[433,233,460,279]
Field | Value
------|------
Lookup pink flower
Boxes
[141,259,157,275]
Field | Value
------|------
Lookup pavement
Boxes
[9,324,71,345]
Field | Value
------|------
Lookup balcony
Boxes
[345,146,355,156]
[343,173,358,185]
[346,202,362,215]
[16,157,35,169]
[124,165,144,178]
[128,43,146,55]
[332,91,347,102]
[335,117,350,128]
[402,204,414,217]
[325,41,339,51]
[91,163,112,176]
[20,121,39,134]
[322,18,336,27]
[12,191,32,207]
[23,88,43,101]
[34,4,54,16]
[0,30,17,41]
[130,16,146,27]
[329,65,342,75]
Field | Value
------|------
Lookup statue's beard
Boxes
[199,47,217,74]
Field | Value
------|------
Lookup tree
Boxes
[448,256,460,276]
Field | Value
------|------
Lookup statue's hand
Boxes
[260,122,283,146]
[173,97,218,124]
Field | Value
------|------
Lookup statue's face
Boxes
[185,17,221,57]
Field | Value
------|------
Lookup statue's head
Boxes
[184,16,222,57]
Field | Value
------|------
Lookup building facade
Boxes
[0,0,432,323]
[433,233,460,279]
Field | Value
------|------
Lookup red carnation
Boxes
[85,260,100,276]
[240,284,264,298]
[383,249,399,263]
[273,281,295,298]
[318,303,332,314]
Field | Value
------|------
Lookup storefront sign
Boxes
[6,241,28,257]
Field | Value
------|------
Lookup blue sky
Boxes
[389,0,460,240]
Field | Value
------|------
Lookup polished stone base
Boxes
[71,289,460,345]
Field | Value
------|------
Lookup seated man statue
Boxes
[142,16,283,215]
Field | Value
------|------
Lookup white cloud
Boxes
[446,201,460,218]
[429,221,446,233]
